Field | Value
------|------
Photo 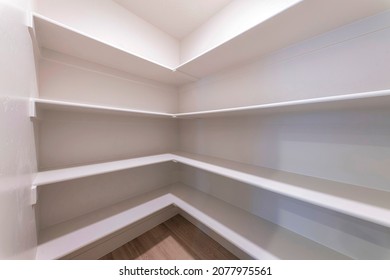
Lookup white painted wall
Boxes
[33,0,180,68]
[179,11,390,112]
[38,110,178,170]
[39,52,178,113]
[0,0,38,259]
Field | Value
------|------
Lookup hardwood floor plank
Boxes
[100,215,238,260]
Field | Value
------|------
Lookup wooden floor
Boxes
[100,215,238,260]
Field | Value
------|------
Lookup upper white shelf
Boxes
[30,14,196,86]
[30,6,390,84]
[34,152,390,228]
[177,2,390,78]
[30,98,175,119]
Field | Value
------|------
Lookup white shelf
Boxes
[171,152,390,228]
[36,187,173,260]
[33,154,173,186]
[31,90,390,120]
[37,184,348,260]
[176,3,390,78]
[30,98,175,119]
[30,6,390,83]
[34,152,390,228]
[175,89,390,118]
[30,14,196,86]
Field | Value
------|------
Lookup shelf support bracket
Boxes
[31,185,37,205]
[29,98,37,119]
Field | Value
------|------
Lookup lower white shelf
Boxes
[172,152,390,228]
[36,184,348,260]
[34,152,390,228]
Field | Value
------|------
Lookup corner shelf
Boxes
[37,184,348,260]
[33,152,390,228]
[30,98,175,119]
[30,13,196,86]
[31,89,390,120]
[30,7,390,86]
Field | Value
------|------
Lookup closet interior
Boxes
[2,0,390,260]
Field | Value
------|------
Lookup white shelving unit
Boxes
[37,184,348,260]
[33,152,390,229]
[27,2,390,261]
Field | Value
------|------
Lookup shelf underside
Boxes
[37,184,349,260]
[34,152,390,229]
[31,3,390,83]
[32,14,195,86]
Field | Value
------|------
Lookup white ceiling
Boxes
[113,0,233,39]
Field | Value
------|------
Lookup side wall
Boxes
[0,0,38,259]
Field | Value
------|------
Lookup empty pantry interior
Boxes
[1,0,390,260]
